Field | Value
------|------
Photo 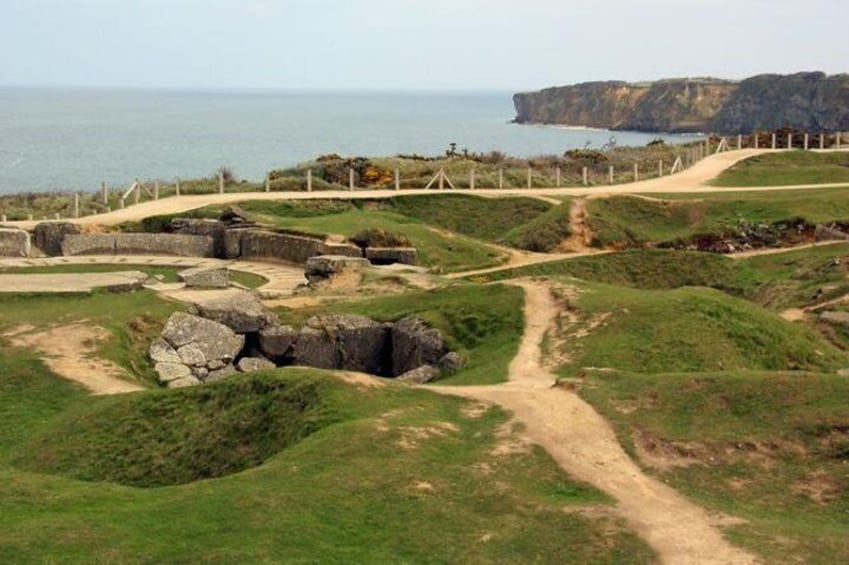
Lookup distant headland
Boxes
[513,71,849,134]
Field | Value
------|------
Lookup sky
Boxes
[1,0,846,91]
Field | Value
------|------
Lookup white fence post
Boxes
[469,168,475,190]
[307,169,313,192]
[582,167,588,185]
[395,168,401,191]
[349,168,354,191]
[498,168,504,189]
[634,163,639,182]
[175,178,181,196]
[527,167,532,189]
[101,181,108,204]
[609,165,614,184]
[218,171,224,194]
[556,167,561,188]
[265,173,270,193]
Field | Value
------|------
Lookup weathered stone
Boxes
[192,291,276,333]
[177,343,207,367]
[259,324,299,358]
[220,206,255,226]
[365,247,418,266]
[838,369,849,378]
[33,222,80,256]
[0,228,31,257]
[820,311,849,325]
[396,365,441,384]
[208,359,227,371]
[391,316,447,376]
[237,357,276,373]
[438,351,463,374]
[305,255,369,284]
[61,233,214,257]
[193,367,210,380]
[178,266,230,289]
[161,312,245,364]
[168,376,203,389]
[155,362,192,383]
[149,338,181,364]
[206,364,238,383]
[292,327,338,369]
[306,315,390,374]
[239,230,362,264]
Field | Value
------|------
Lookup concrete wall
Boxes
[238,230,362,264]
[33,222,81,256]
[365,247,418,266]
[62,234,214,257]
[0,228,31,257]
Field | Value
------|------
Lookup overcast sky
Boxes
[1,0,846,91]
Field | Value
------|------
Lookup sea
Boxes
[0,88,698,194]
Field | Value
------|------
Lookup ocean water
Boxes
[0,88,697,194]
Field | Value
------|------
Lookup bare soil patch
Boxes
[9,323,145,395]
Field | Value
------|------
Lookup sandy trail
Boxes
[430,280,758,564]
[6,149,845,230]
[5,323,145,395]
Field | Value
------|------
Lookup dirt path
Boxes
[7,149,846,230]
[430,280,758,564]
[561,198,593,252]
[5,323,145,395]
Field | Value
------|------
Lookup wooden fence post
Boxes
[804,133,810,150]
[582,167,588,185]
[176,178,181,196]
[658,160,663,177]
[218,171,224,194]
[469,168,475,190]
[395,168,400,191]
[348,168,354,191]
[154,181,160,200]
[307,170,313,192]
[634,163,639,182]
[498,168,504,189]
[439,169,445,190]
[820,134,825,150]
[101,181,108,204]
[265,173,270,193]
[555,167,561,188]
[134,179,140,205]
[754,134,759,150]
[73,193,80,218]
[737,134,742,150]
[527,167,532,189]
[788,133,793,149]
[771,133,777,150]
[609,165,614,184]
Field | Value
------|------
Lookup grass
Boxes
[587,188,849,248]
[0,357,655,562]
[713,151,849,187]
[475,249,738,289]
[578,369,849,563]
[15,372,331,487]
[0,263,268,289]
[550,280,847,375]
[503,201,572,252]
[274,283,526,386]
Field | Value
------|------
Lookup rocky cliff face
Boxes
[514,72,849,134]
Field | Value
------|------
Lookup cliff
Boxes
[514,72,849,134]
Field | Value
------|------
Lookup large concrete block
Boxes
[365,247,418,266]
[61,234,116,256]
[33,222,80,256]
[114,233,214,257]
[0,228,31,257]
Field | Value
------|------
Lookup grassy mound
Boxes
[377,194,552,242]
[580,369,849,562]
[0,355,654,562]
[276,283,525,386]
[16,373,331,487]
[553,282,847,375]
[713,151,849,187]
[477,249,738,289]
[503,202,572,252]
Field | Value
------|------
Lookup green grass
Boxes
[15,372,332,487]
[713,151,849,187]
[231,201,508,273]
[551,280,847,375]
[275,283,526,386]
[0,358,655,562]
[503,202,572,252]
[579,369,849,563]
[476,249,739,289]
[588,189,849,248]
[375,194,554,242]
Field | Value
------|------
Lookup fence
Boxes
[2,131,846,223]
